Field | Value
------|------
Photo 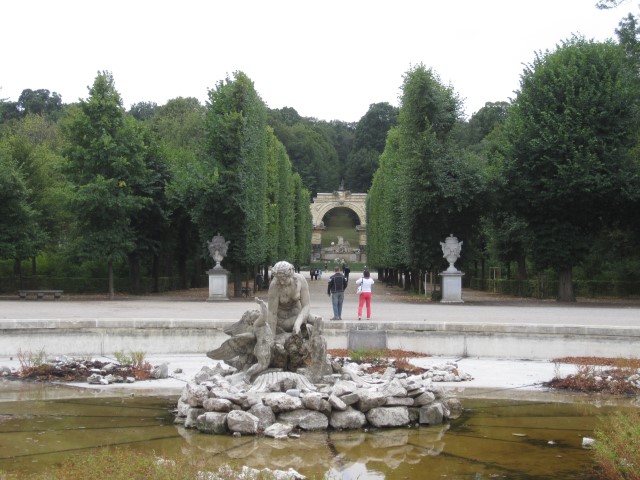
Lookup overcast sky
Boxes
[1,0,632,122]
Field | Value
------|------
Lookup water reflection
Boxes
[0,393,623,479]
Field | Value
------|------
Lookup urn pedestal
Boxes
[439,271,464,303]
[207,267,229,301]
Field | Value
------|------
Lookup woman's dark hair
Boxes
[363,270,370,278]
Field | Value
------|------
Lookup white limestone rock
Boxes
[413,391,436,406]
[443,398,464,419]
[332,379,358,396]
[196,411,228,434]
[385,396,414,406]
[185,383,209,407]
[366,406,410,427]
[248,403,276,430]
[264,422,293,439]
[339,392,360,405]
[420,403,444,425]
[194,366,215,384]
[87,373,103,384]
[330,407,367,429]
[380,378,408,397]
[356,389,387,412]
[151,363,169,379]
[101,363,117,373]
[185,407,205,429]
[226,410,259,435]
[203,397,233,413]
[210,388,245,406]
[176,398,190,417]
[301,392,332,415]
[263,392,303,413]
[278,409,329,431]
[328,393,347,411]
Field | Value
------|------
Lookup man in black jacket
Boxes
[327,266,347,320]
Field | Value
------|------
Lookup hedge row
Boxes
[0,276,208,295]
[470,278,640,299]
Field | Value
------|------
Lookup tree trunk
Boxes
[152,254,160,293]
[557,267,575,302]
[192,259,203,288]
[233,268,242,298]
[128,253,141,294]
[31,257,37,275]
[14,259,22,289]
[178,255,188,290]
[263,264,270,286]
[516,255,528,280]
[108,260,115,300]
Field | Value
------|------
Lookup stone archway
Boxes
[310,187,367,263]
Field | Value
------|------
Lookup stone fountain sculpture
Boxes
[441,234,463,273]
[439,234,465,303]
[206,233,230,301]
[175,260,466,437]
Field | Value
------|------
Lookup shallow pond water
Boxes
[0,384,626,479]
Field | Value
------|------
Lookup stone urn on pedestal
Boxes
[206,233,230,302]
[439,234,465,303]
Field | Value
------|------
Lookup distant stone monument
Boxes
[439,234,464,303]
[207,233,230,301]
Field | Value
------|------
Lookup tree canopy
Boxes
[63,71,152,298]
[504,37,640,300]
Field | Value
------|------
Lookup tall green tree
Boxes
[268,108,341,193]
[154,97,206,288]
[125,122,170,293]
[505,37,640,301]
[456,101,510,150]
[292,172,312,269]
[281,123,340,194]
[265,129,295,265]
[367,64,487,285]
[345,102,398,192]
[63,71,151,299]
[367,128,406,269]
[198,71,269,290]
[0,144,42,269]
[2,114,68,274]
[17,89,63,119]
[398,65,486,271]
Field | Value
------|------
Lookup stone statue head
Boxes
[272,261,295,284]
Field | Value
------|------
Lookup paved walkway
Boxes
[2,271,640,327]
[1,271,639,401]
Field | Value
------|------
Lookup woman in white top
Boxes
[356,270,375,320]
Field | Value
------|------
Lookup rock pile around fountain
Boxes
[174,260,465,437]
[174,357,466,437]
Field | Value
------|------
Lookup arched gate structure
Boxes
[310,187,367,263]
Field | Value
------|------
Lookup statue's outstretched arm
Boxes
[293,277,311,334]
[267,287,279,333]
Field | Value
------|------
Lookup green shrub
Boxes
[113,350,146,369]
[349,348,387,363]
[593,409,640,480]
[16,347,47,370]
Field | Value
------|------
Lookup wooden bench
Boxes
[18,290,64,300]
